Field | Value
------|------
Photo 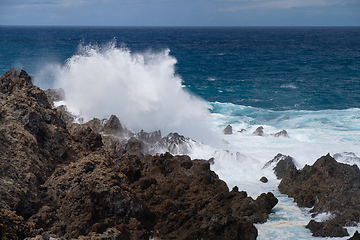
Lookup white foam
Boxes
[53,42,222,146]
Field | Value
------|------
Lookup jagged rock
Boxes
[238,129,246,133]
[271,130,289,138]
[135,129,162,144]
[151,132,194,155]
[223,124,233,135]
[278,154,360,237]
[253,126,289,138]
[102,115,133,138]
[349,231,360,240]
[253,126,264,136]
[0,69,278,240]
[263,153,296,179]
[260,176,268,183]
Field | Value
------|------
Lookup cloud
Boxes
[216,0,352,12]
[1,0,87,8]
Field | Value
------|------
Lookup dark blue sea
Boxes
[1,26,360,239]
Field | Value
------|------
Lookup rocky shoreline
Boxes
[0,68,279,239]
[1,68,360,240]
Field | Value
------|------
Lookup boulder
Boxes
[271,130,289,138]
[260,176,268,183]
[253,126,264,136]
[223,124,233,135]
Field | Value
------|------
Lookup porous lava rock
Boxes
[278,154,360,237]
[0,69,278,240]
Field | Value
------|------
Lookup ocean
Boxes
[1,26,360,239]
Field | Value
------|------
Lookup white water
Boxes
[49,43,360,239]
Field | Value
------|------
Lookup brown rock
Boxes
[279,154,360,237]
[0,69,278,240]
[223,125,233,135]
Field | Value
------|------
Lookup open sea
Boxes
[1,26,360,239]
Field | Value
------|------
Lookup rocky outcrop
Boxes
[262,153,296,179]
[278,154,360,237]
[253,126,265,136]
[0,69,278,239]
[253,126,289,138]
[223,124,233,135]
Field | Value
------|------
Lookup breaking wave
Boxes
[53,42,219,145]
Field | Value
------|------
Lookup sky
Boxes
[0,0,359,26]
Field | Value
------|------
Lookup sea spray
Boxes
[53,42,222,146]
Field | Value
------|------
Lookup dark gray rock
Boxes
[348,231,360,240]
[253,126,264,136]
[306,220,349,237]
[260,176,268,183]
[262,153,296,179]
[271,130,289,138]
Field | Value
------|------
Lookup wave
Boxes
[52,41,222,146]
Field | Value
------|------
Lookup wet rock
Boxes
[271,130,289,138]
[263,153,296,179]
[223,124,233,135]
[253,126,264,136]
[306,220,349,237]
[279,154,360,237]
[260,176,268,183]
[349,231,360,240]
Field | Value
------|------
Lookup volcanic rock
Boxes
[253,126,264,136]
[223,124,233,135]
[349,231,360,240]
[253,127,289,138]
[260,176,268,183]
[271,130,289,138]
[306,220,349,237]
[263,153,296,179]
[278,154,360,237]
[0,69,278,239]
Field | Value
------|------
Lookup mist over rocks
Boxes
[278,154,360,237]
[252,126,289,138]
[0,68,278,239]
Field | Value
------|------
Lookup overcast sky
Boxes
[0,0,359,26]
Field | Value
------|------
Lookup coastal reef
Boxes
[0,68,278,240]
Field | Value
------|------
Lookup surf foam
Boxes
[53,42,221,146]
